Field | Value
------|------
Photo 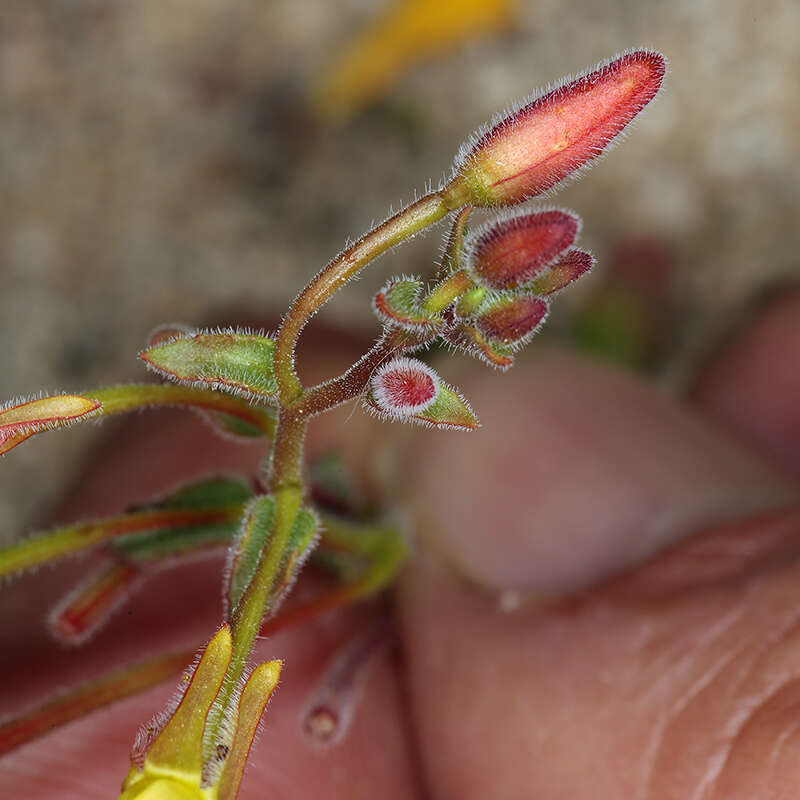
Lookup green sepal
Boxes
[225,496,276,615]
[140,329,279,402]
[373,277,439,329]
[413,383,479,430]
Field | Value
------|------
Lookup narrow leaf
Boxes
[0,394,100,455]
[48,562,144,645]
[0,650,191,757]
[0,383,274,456]
[0,505,245,581]
[140,329,278,402]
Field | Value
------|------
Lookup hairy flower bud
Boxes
[445,49,666,207]
[371,357,440,417]
[476,294,549,346]
[527,248,595,295]
[466,208,579,289]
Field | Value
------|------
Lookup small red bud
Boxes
[466,209,579,289]
[446,49,666,207]
[528,248,595,295]
[476,295,549,345]
[371,357,439,417]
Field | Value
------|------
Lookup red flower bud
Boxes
[527,248,595,295]
[476,295,549,345]
[466,208,580,289]
[445,49,666,207]
[371,357,440,417]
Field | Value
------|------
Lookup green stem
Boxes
[273,193,451,404]
[421,269,472,313]
[207,412,306,747]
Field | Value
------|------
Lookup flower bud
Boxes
[371,357,440,417]
[466,208,580,289]
[476,295,549,346]
[445,49,666,207]
[527,248,595,295]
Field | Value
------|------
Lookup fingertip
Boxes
[691,289,800,481]
[396,347,795,596]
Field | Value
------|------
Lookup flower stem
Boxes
[273,193,452,404]
[293,326,433,417]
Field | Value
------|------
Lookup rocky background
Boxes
[2,0,798,539]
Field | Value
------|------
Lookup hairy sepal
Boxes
[373,276,440,330]
[224,496,275,617]
[223,497,319,617]
[139,328,279,403]
[443,322,516,370]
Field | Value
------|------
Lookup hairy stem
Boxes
[293,326,435,417]
[273,192,452,403]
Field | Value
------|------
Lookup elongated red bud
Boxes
[476,295,549,346]
[445,49,666,207]
[466,209,580,289]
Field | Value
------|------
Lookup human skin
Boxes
[1,291,800,798]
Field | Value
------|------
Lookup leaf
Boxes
[0,650,192,757]
[0,504,246,581]
[0,383,275,456]
[0,394,100,455]
[140,329,279,402]
[48,562,145,645]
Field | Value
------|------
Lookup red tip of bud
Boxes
[467,209,580,289]
[477,295,549,345]
[372,357,439,416]
[447,49,666,207]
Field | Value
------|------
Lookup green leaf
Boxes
[140,329,279,402]
[112,478,253,562]
[153,477,253,511]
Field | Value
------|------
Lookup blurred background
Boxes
[1,0,798,538]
